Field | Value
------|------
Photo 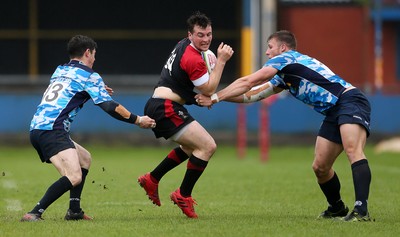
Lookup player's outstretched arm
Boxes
[195,81,281,107]
[195,66,280,107]
[195,93,241,107]
[210,66,278,104]
[98,101,156,129]
[242,81,282,103]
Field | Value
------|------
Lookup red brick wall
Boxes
[278,5,399,94]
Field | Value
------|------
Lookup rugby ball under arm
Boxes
[201,50,217,74]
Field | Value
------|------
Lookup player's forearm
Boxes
[243,81,276,103]
[98,101,139,124]
[212,67,278,103]
[223,82,278,103]
[225,95,245,103]
[202,59,226,96]
[212,77,251,103]
[114,104,131,119]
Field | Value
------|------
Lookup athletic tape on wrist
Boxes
[243,81,274,103]
[211,93,219,103]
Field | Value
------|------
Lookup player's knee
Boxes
[80,151,92,168]
[201,140,217,159]
[207,140,217,156]
[209,140,217,154]
[312,163,329,178]
[67,173,83,187]
[343,146,366,164]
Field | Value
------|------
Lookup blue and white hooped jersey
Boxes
[30,60,112,131]
[266,50,352,114]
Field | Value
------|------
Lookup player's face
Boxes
[188,24,212,51]
[87,49,96,68]
[266,38,285,59]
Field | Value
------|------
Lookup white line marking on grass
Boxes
[2,179,23,211]
[94,201,151,206]
[2,180,17,189]
[5,199,22,211]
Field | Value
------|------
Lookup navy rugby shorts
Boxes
[144,98,195,139]
[318,88,371,144]
[30,129,75,163]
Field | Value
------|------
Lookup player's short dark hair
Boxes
[187,11,212,33]
[268,30,297,50]
[67,35,98,59]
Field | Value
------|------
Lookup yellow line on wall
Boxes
[241,27,252,76]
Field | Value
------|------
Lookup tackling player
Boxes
[21,35,155,222]
[196,30,373,222]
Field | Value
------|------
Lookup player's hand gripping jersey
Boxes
[157,38,209,105]
[266,50,353,114]
[30,60,112,132]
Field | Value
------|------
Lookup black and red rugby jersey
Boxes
[157,38,208,105]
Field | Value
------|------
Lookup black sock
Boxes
[351,159,371,215]
[30,176,73,215]
[151,147,189,181]
[180,155,208,197]
[69,168,88,213]
[319,172,345,210]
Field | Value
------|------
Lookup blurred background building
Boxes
[1,0,399,145]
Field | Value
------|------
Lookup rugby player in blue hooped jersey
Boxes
[21,35,156,222]
[196,30,373,222]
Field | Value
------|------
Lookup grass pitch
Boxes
[1,144,399,237]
